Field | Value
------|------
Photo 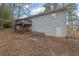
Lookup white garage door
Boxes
[56,27,63,36]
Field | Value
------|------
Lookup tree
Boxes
[66,3,77,30]
[43,3,60,12]
[0,4,12,19]
[52,3,58,9]
[0,3,31,29]
[12,3,31,19]
[43,3,51,12]
[0,3,12,28]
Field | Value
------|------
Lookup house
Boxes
[15,6,67,37]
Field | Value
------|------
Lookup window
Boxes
[51,13,56,18]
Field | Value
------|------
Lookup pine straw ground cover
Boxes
[0,29,79,56]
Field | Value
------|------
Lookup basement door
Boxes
[56,27,63,36]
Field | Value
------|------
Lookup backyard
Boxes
[0,29,79,56]
[0,3,79,56]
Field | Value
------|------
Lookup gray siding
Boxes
[31,11,67,37]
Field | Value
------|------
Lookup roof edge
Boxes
[26,6,67,19]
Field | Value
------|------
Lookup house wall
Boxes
[31,10,67,37]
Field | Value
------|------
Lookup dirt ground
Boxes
[0,29,79,56]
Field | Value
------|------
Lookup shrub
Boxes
[34,32,45,37]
